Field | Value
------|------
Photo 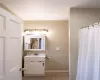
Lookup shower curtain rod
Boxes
[80,22,100,29]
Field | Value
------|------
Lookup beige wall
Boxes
[70,8,100,80]
[24,20,69,70]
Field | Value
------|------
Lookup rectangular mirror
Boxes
[30,38,41,49]
[24,35,45,51]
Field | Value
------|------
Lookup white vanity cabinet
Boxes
[24,54,45,76]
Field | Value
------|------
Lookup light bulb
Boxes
[25,31,30,34]
[41,31,47,34]
[33,31,40,35]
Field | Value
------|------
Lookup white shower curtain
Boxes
[76,24,100,80]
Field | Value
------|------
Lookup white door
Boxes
[0,8,6,80]
[0,7,22,80]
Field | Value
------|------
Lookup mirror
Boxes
[24,35,45,51]
[30,38,42,49]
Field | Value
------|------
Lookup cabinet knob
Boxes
[43,63,44,66]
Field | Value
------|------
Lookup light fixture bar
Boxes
[24,29,48,35]
[24,29,48,32]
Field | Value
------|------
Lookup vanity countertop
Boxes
[25,53,46,58]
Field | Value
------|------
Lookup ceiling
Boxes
[0,0,100,20]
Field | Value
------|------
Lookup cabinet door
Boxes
[24,62,45,75]
[24,35,45,51]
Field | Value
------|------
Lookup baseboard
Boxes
[24,74,45,76]
[45,70,69,73]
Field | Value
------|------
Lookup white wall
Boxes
[70,8,100,80]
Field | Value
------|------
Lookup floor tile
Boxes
[55,76,69,80]
[22,72,69,80]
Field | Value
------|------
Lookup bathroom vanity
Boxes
[24,54,45,76]
[23,35,46,76]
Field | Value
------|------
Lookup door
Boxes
[0,7,22,80]
[0,8,6,80]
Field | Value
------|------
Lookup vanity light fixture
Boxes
[24,29,48,35]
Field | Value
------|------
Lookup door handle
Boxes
[19,68,26,71]
[45,56,50,60]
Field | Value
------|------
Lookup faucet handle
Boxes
[45,56,50,60]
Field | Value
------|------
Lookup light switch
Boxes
[56,47,60,50]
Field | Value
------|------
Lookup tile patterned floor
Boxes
[23,72,69,80]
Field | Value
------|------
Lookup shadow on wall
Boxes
[73,0,100,8]
[46,35,69,70]
[0,3,18,16]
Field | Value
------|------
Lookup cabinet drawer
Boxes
[24,62,45,75]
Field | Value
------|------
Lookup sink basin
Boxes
[24,53,45,62]
[25,53,45,57]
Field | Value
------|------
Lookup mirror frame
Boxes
[24,35,45,51]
